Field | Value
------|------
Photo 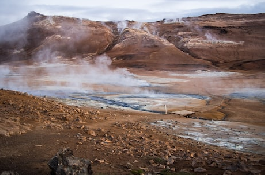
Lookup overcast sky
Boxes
[0,0,264,25]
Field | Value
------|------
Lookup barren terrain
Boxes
[0,89,264,175]
[0,12,264,175]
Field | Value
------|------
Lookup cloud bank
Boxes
[0,0,264,25]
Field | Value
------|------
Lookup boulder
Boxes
[1,171,19,175]
[194,167,207,173]
[48,148,93,175]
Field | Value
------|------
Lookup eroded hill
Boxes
[1,11,264,71]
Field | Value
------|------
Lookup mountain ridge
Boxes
[0,11,265,71]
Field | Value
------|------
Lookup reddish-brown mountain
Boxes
[0,11,264,71]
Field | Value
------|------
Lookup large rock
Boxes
[48,148,93,175]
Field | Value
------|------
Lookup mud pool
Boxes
[55,92,209,113]
[151,119,265,154]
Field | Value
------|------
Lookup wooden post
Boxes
[164,104,167,115]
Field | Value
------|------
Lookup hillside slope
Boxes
[0,12,264,71]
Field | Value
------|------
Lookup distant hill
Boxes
[0,11,264,71]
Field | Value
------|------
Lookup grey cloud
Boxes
[243,2,265,14]
[182,2,265,17]
[80,8,156,21]
[0,1,264,26]
[34,2,265,23]
[148,0,265,20]
[33,5,157,21]
[0,0,33,25]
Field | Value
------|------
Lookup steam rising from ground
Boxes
[116,21,153,34]
[205,31,217,40]
[0,54,149,95]
[152,119,265,154]
[0,15,151,96]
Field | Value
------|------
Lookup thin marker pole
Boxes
[164,104,167,114]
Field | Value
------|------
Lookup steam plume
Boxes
[0,53,149,95]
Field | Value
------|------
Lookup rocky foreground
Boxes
[0,89,264,175]
[0,12,265,175]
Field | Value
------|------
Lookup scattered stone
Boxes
[170,168,176,172]
[240,156,248,162]
[97,128,104,132]
[167,157,175,165]
[194,167,207,173]
[76,125,85,129]
[94,159,105,164]
[224,154,233,158]
[190,152,196,158]
[1,171,19,175]
[157,164,166,169]
[149,160,155,165]
[48,148,92,175]
[75,117,82,122]
[192,159,205,168]
[249,169,262,174]
[179,169,191,173]
[171,110,194,116]
[76,133,87,142]
[87,130,96,136]
[223,170,232,175]
[124,162,133,169]
[259,159,265,165]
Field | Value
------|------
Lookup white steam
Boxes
[0,15,150,97]
[0,53,149,95]
[131,22,143,30]
[205,31,217,40]
[0,66,10,77]
[117,21,150,34]
[117,21,128,33]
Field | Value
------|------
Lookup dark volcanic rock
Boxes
[0,171,19,175]
[48,148,93,175]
